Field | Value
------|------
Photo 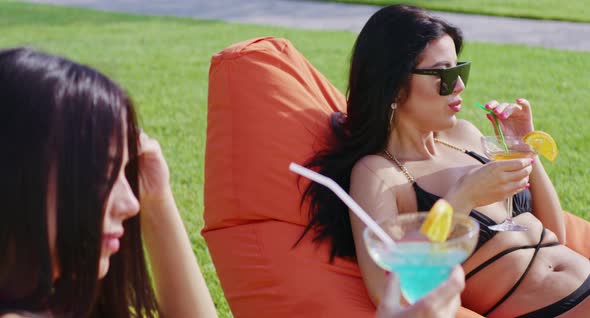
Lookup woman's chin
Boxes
[98,257,110,279]
[442,116,457,130]
[430,117,456,132]
[450,115,458,126]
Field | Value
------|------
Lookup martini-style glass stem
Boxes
[505,194,515,224]
[488,194,528,231]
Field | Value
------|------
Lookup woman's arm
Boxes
[528,158,565,241]
[443,157,534,217]
[138,132,217,318]
[349,156,398,306]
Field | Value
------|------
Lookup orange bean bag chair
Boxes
[202,36,590,318]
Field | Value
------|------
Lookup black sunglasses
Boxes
[411,61,471,96]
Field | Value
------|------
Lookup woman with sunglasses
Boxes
[301,4,590,317]
[0,48,217,317]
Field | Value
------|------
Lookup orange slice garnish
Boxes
[522,131,558,162]
[420,199,453,242]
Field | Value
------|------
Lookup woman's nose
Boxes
[453,76,466,94]
[112,176,140,219]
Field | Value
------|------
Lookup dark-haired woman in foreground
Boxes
[0,48,217,317]
[302,4,590,317]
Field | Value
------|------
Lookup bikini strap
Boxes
[383,150,415,183]
[466,239,560,280]
[483,229,547,316]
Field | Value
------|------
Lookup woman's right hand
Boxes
[137,131,172,205]
[446,158,533,211]
[376,266,465,318]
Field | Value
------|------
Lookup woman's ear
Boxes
[394,89,408,108]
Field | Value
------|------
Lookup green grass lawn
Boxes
[319,0,590,23]
[2,1,590,317]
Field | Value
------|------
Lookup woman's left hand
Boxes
[137,131,172,204]
[484,98,534,137]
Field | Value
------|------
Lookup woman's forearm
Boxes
[443,189,475,216]
[141,190,218,318]
[529,157,565,242]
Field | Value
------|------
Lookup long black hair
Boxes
[0,48,159,317]
[301,5,464,260]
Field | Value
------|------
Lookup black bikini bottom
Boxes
[516,270,590,318]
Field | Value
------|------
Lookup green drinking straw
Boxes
[473,102,509,153]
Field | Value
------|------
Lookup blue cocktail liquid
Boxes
[371,243,468,303]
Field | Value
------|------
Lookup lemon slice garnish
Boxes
[420,199,453,242]
[522,131,558,162]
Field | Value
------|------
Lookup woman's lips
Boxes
[103,231,123,253]
[104,237,120,253]
[448,100,462,113]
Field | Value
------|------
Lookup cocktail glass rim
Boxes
[480,135,534,153]
[363,212,480,248]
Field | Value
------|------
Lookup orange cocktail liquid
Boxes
[489,151,535,161]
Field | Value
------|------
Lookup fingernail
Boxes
[500,112,508,119]
[385,271,391,277]
[486,114,494,121]
[516,98,524,103]
[485,103,492,109]
[530,158,535,164]
[525,183,530,189]
[494,108,501,114]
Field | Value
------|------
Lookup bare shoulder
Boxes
[350,154,409,219]
[1,314,28,318]
[439,119,484,150]
[351,154,408,188]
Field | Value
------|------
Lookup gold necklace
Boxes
[382,138,466,183]
[383,149,415,182]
